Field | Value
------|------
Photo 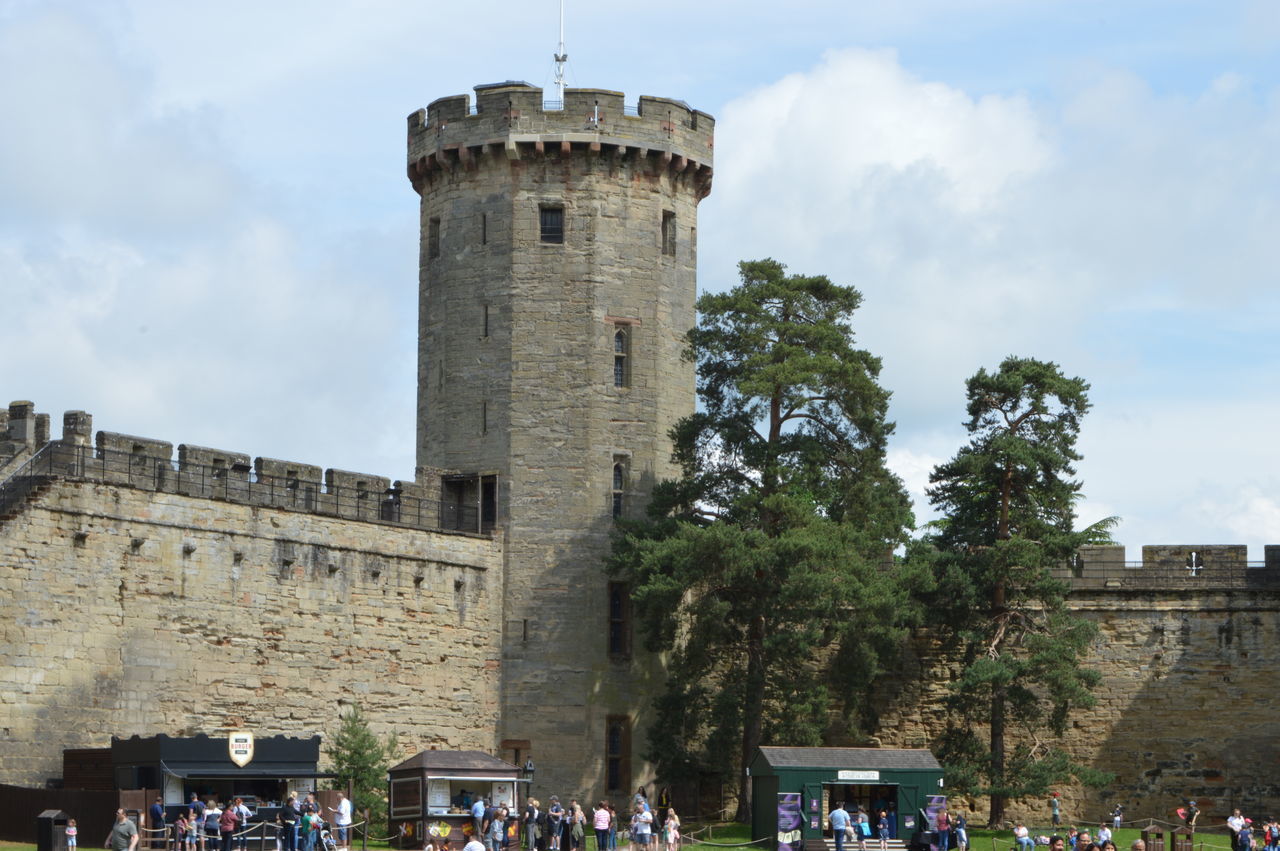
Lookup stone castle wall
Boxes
[0,445,503,787]
[869,574,1280,825]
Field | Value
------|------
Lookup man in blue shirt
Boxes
[472,796,487,843]
[830,803,851,851]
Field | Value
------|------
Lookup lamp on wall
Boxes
[523,759,535,784]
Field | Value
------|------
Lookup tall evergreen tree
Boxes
[923,356,1114,825]
[610,259,917,821]
[326,704,399,829]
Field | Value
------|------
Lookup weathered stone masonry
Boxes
[0,408,503,788]
[408,83,713,804]
[870,545,1280,824]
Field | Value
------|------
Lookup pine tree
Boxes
[610,259,918,821]
[923,356,1114,825]
[326,704,398,830]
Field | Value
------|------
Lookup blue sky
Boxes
[2,0,1278,558]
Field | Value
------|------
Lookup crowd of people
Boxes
[829,802,952,851]
[454,788,680,851]
[116,791,354,851]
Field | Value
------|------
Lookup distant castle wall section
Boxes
[0,422,503,787]
[869,553,1280,824]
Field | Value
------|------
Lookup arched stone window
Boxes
[612,461,626,518]
[613,327,629,387]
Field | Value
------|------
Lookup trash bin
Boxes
[1142,828,1166,851]
[1171,827,1194,851]
[37,809,71,851]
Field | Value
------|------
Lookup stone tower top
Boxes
[406,82,714,196]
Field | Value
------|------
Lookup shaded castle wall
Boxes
[869,551,1280,825]
[0,472,503,787]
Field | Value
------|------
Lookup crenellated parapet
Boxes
[1061,543,1280,590]
[406,82,714,198]
[0,401,486,536]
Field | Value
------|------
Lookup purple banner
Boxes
[778,793,803,851]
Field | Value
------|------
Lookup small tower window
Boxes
[428,217,441,259]
[481,212,488,245]
[605,714,631,793]
[608,582,631,658]
[613,328,630,388]
[612,460,626,518]
[483,304,490,338]
[540,206,564,243]
[661,210,676,256]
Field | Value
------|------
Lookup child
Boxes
[662,809,680,851]
[66,819,78,851]
[175,812,189,851]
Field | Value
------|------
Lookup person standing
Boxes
[935,809,951,851]
[569,802,585,851]
[1112,806,1124,831]
[1098,825,1112,846]
[151,798,168,851]
[489,806,509,851]
[876,811,890,851]
[328,792,353,851]
[279,797,300,851]
[953,813,967,851]
[66,818,78,851]
[662,808,679,851]
[547,799,563,851]
[1230,811,1247,851]
[1051,795,1061,828]
[522,798,540,851]
[829,803,851,851]
[204,802,222,851]
[594,803,612,851]
[219,799,240,851]
[473,797,488,845]
[630,803,653,851]
[233,799,252,851]
[108,809,141,851]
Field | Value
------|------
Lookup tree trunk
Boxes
[988,685,1006,827]
[737,613,766,822]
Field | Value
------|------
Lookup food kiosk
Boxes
[387,750,525,849]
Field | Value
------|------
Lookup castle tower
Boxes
[407,82,713,798]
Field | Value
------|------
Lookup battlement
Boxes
[1058,543,1280,591]
[0,401,488,535]
[406,82,714,196]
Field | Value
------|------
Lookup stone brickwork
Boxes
[868,572,1280,825]
[0,435,503,787]
[407,82,714,802]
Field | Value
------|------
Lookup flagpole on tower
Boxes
[553,0,567,103]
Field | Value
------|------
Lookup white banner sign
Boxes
[836,770,880,782]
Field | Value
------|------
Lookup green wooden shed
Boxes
[749,747,944,848]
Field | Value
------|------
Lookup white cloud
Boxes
[702,47,1280,555]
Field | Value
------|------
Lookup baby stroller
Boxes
[318,826,338,851]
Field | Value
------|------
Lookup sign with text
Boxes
[228,732,254,767]
[836,770,880,782]
[777,793,803,851]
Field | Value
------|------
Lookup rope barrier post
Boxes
[361,815,368,851]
